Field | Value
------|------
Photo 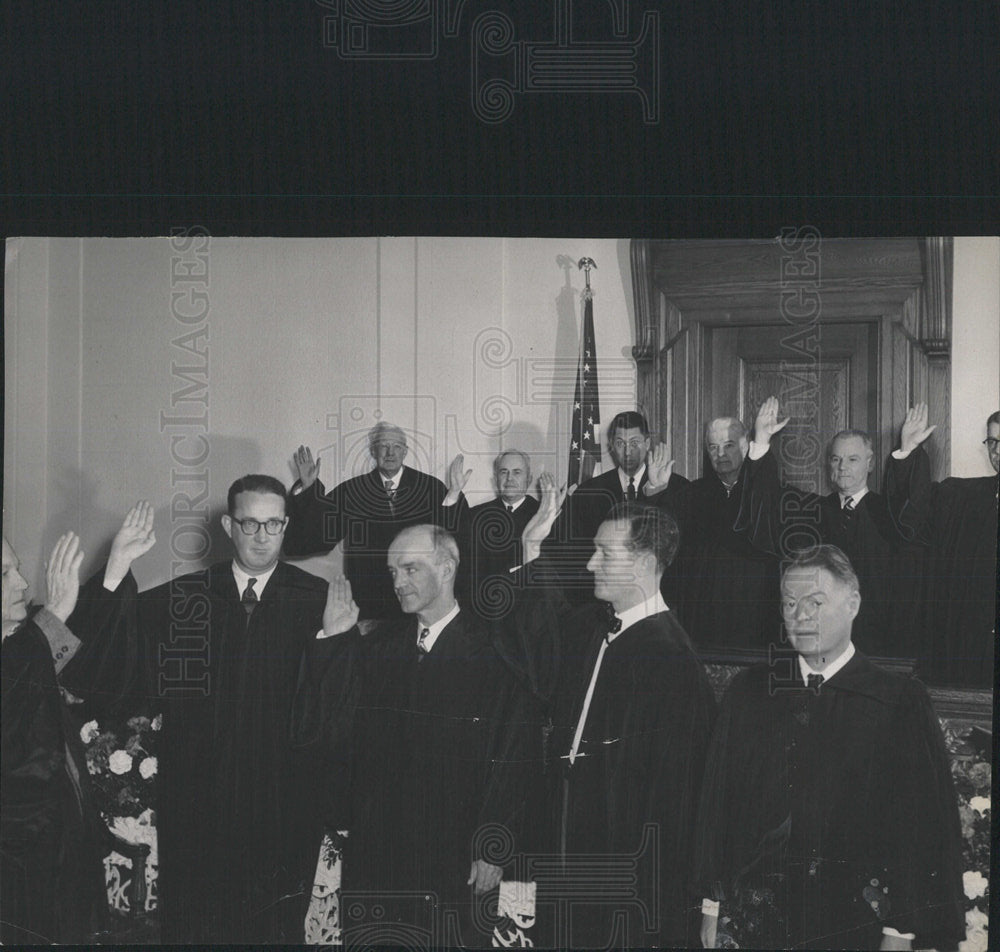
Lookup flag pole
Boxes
[568,258,600,486]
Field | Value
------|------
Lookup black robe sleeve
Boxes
[1,620,107,945]
[734,448,819,558]
[284,477,343,557]
[60,568,151,716]
[877,679,965,946]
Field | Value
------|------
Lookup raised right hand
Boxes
[521,472,568,557]
[106,501,157,581]
[754,395,790,445]
[293,445,321,489]
[322,576,359,636]
[44,532,85,622]
[644,442,676,492]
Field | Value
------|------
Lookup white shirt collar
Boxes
[232,561,278,598]
[618,464,646,493]
[380,465,407,489]
[797,641,855,685]
[839,486,869,508]
[608,591,670,643]
[502,496,527,512]
[417,601,460,654]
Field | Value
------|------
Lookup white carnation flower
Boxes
[79,720,100,744]
[963,869,988,900]
[108,750,133,775]
[969,795,990,816]
[139,756,158,779]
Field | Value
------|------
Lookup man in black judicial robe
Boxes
[642,416,781,650]
[455,448,539,620]
[2,534,107,945]
[285,422,467,619]
[885,409,999,686]
[695,545,965,951]
[507,483,716,948]
[291,524,536,948]
[735,397,932,659]
[541,410,688,604]
[62,483,330,944]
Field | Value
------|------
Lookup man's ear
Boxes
[847,588,861,621]
[866,451,875,474]
[221,513,232,534]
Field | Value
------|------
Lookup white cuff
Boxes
[103,574,126,592]
[748,440,770,461]
[882,926,916,940]
[890,448,912,460]
[701,898,719,916]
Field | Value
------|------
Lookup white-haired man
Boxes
[286,422,467,619]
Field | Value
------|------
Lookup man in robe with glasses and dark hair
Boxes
[60,477,331,943]
[285,422,467,619]
[694,544,964,951]
[542,409,688,603]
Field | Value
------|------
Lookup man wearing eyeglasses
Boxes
[285,422,466,619]
[694,544,964,951]
[59,477,331,944]
[543,410,688,603]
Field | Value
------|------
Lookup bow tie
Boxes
[603,602,622,641]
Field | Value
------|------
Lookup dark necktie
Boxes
[806,672,824,692]
[417,626,430,660]
[242,577,258,617]
[626,477,636,503]
[603,602,623,642]
[385,479,396,514]
[841,495,855,531]
[506,504,514,514]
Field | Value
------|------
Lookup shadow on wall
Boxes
[39,435,272,592]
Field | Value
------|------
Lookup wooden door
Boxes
[707,322,878,491]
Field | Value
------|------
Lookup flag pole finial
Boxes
[578,257,596,300]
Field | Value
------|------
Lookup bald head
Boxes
[705,417,749,485]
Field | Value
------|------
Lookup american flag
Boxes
[568,290,602,485]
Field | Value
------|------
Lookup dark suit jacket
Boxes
[458,495,540,620]
[284,465,463,618]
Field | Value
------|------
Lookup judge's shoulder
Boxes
[275,560,330,595]
[730,651,934,710]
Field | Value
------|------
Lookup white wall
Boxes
[6,235,997,592]
[951,236,1000,476]
[4,236,635,591]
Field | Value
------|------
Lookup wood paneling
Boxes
[631,237,953,482]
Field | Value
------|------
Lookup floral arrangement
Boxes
[81,713,161,820]
[941,721,991,952]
